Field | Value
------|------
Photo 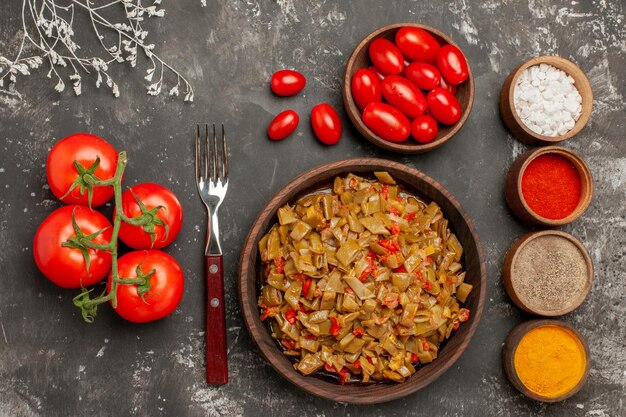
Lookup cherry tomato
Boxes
[368,38,404,75]
[437,45,469,85]
[427,88,462,125]
[394,27,441,63]
[351,68,382,111]
[47,133,118,207]
[109,250,184,323]
[270,70,306,96]
[267,110,299,141]
[405,62,441,91]
[380,75,427,118]
[311,103,342,145]
[34,205,113,288]
[439,77,457,95]
[411,115,439,143]
[118,183,183,250]
[368,66,385,81]
[362,102,411,143]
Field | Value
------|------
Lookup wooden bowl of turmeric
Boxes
[503,320,590,402]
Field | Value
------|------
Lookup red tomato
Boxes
[118,183,183,250]
[109,250,184,323]
[267,110,299,141]
[411,115,439,143]
[394,27,441,63]
[362,102,411,143]
[33,205,113,288]
[427,88,462,125]
[311,103,342,145]
[351,68,382,111]
[405,62,441,91]
[380,75,427,118]
[47,133,118,207]
[368,66,385,81]
[437,45,469,85]
[368,38,404,75]
[270,70,306,96]
[439,77,457,95]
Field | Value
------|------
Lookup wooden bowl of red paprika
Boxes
[505,146,593,227]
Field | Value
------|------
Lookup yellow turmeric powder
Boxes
[514,325,586,398]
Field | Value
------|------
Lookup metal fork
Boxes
[195,124,229,385]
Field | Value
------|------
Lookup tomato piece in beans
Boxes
[270,70,306,96]
[427,88,462,125]
[394,27,440,63]
[381,75,427,118]
[362,102,411,143]
[411,115,439,143]
[311,103,342,145]
[405,62,441,91]
[267,110,300,140]
[368,38,404,75]
[437,45,469,85]
[351,68,382,111]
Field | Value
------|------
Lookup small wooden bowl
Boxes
[504,146,593,226]
[502,230,593,316]
[503,319,591,402]
[238,158,487,404]
[500,56,593,145]
[342,23,475,153]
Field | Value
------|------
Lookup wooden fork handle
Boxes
[205,255,228,384]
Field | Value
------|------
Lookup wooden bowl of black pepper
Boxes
[503,230,593,316]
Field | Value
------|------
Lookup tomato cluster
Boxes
[33,133,184,323]
[351,27,469,144]
[268,70,342,145]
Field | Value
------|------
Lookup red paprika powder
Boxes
[521,154,582,220]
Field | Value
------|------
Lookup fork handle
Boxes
[205,255,228,384]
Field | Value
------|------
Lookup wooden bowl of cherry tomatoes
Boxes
[343,23,475,153]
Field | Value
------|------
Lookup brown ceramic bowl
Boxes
[500,56,593,145]
[502,230,593,316]
[504,146,593,227]
[503,319,591,402]
[238,158,487,404]
[342,23,475,153]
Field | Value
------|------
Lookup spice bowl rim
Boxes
[499,55,593,145]
[342,22,475,154]
[502,229,594,316]
[503,319,591,403]
[504,145,594,227]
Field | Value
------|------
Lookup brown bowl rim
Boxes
[342,23,475,154]
[238,158,487,404]
[503,319,591,402]
[507,146,593,226]
[501,55,593,145]
[502,230,594,316]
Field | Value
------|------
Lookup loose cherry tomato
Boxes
[368,66,385,81]
[437,45,469,85]
[118,183,183,250]
[380,75,427,118]
[351,68,382,111]
[394,27,441,63]
[427,88,462,125]
[311,103,342,145]
[270,70,306,96]
[109,250,184,323]
[267,110,299,141]
[405,62,441,91]
[368,38,404,75]
[439,77,457,95]
[362,102,411,143]
[411,115,439,143]
[47,133,118,207]
[34,205,113,288]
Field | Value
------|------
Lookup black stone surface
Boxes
[1,1,624,416]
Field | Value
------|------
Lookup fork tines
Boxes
[195,124,228,183]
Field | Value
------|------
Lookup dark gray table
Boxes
[1,1,624,416]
